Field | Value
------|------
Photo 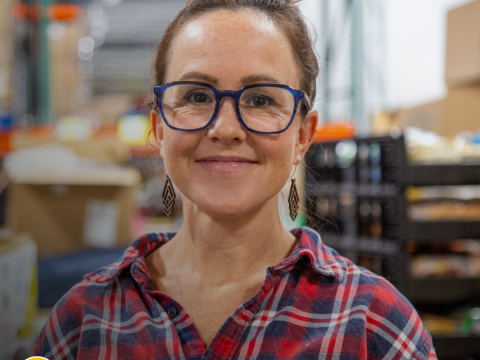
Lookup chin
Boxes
[200,200,253,219]
[181,181,280,219]
[183,192,261,220]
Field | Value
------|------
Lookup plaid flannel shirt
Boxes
[35,227,436,359]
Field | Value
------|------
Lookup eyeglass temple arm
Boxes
[303,92,311,110]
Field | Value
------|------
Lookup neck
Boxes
[167,195,296,286]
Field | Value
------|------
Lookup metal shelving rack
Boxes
[319,0,387,134]
[305,135,480,360]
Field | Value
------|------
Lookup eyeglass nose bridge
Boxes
[209,89,245,127]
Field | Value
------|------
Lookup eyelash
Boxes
[245,92,276,105]
[183,89,212,101]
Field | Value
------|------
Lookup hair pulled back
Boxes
[153,0,319,105]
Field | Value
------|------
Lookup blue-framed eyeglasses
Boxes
[152,81,311,134]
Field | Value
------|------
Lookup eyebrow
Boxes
[178,72,281,87]
[179,72,219,85]
[240,74,280,86]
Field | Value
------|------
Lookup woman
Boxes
[35,0,437,359]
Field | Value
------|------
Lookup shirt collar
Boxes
[85,227,346,284]
[84,232,175,283]
[274,227,346,282]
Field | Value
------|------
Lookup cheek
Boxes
[265,125,298,159]
[161,131,195,173]
[262,135,296,178]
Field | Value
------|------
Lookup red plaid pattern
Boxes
[35,227,436,359]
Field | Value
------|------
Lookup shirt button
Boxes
[166,307,178,319]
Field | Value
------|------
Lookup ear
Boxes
[294,110,318,160]
[150,111,164,157]
[150,111,164,142]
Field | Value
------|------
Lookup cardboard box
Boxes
[0,233,37,357]
[6,167,140,255]
[445,0,480,88]
[444,84,480,134]
[394,100,447,134]
[394,85,480,136]
[11,134,130,164]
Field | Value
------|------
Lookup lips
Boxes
[197,156,257,163]
[196,156,258,172]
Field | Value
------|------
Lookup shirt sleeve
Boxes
[426,344,438,360]
[34,282,88,360]
[364,274,437,360]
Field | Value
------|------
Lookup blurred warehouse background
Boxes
[1,0,480,359]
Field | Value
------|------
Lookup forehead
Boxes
[165,9,300,88]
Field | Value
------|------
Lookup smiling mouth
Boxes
[196,156,258,172]
[197,156,257,163]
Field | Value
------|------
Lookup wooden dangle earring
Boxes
[289,178,299,221]
[288,156,302,221]
[162,174,176,216]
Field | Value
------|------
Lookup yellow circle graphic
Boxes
[26,357,49,360]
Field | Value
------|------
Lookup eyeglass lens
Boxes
[161,84,295,132]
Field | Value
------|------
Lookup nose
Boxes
[207,97,247,143]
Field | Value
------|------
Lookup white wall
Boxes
[386,0,473,109]
[297,0,322,37]
[299,0,474,112]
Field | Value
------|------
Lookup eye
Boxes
[252,96,267,106]
[193,93,208,103]
[246,93,275,107]
[183,88,213,104]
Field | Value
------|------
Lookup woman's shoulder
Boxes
[303,227,421,322]
[293,227,434,359]
[34,232,174,358]
[348,267,434,359]
[33,279,95,358]
[293,227,406,298]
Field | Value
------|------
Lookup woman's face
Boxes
[154,9,317,218]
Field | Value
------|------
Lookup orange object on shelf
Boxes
[313,122,356,143]
[48,3,83,21]
[0,132,11,157]
[12,2,40,20]
[12,2,82,21]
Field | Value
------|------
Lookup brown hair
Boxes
[152,0,319,105]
